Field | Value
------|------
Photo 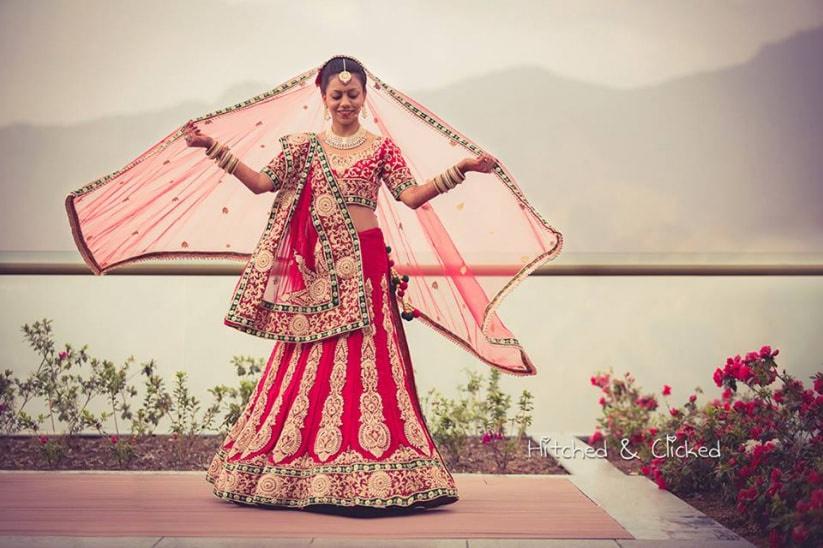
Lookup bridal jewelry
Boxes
[323,126,367,149]
[338,58,352,84]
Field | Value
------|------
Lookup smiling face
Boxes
[322,74,366,129]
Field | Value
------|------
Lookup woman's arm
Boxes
[205,137,273,195]
[397,156,497,209]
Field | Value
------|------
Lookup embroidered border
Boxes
[206,446,458,509]
[391,179,416,201]
[344,196,377,210]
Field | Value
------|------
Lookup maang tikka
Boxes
[338,58,352,84]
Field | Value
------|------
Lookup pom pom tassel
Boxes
[386,245,416,321]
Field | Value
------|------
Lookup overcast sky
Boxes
[2,0,823,126]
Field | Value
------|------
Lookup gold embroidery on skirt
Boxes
[381,275,431,456]
[367,469,392,498]
[228,343,286,455]
[358,278,390,457]
[272,343,323,461]
[207,444,458,508]
[314,334,348,461]
[255,473,282,498]
[310,473,332,497]
[242,344,302,457]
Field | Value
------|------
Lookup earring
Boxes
[324,106,330,121]
[361,103,369,120]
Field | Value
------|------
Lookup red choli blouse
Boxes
[261,133,418,209]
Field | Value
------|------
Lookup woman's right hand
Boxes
[183,119,214,149]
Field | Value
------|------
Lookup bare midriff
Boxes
[347,204,379,232]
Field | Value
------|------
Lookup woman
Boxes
[188,56,496,513]
[64,54,563,514]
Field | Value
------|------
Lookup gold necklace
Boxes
[324,126,367,150]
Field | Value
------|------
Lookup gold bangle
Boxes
[450,165,465,183]
[215,145,229,163]
[205,139,219,156]
[441,170,456,189]
[432,176,446,194]
[227,156,240,174]
[209,143,226,160]
[445,167,459,187]
[219,152,234,170]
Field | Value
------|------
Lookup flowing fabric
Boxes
[206,226,459,510]
[65,60,564,376]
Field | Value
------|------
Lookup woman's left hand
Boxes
[459,153,498,174]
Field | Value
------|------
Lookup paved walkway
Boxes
[0,432,754,547]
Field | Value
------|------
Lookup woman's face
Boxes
[322,74,366,128]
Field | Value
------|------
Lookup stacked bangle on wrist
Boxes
[432,162,466,194]
[205,140,240,175]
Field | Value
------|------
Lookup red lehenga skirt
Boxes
[206,226,459,512]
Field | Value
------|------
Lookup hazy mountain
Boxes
[2,26,821,254]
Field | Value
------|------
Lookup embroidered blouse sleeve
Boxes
[379,137,418,201]
[260,138,291,192]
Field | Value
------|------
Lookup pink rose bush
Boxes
[590,345,822,547]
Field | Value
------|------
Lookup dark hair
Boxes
[315,56,367,94]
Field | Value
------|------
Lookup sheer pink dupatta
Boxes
[65,63,563,376]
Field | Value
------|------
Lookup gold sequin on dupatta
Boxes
[381,275,431,456]
[358,278,390,457]
[314,335,348,462]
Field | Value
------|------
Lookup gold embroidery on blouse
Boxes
[358,277,390,457]
[242,344,302,457]
[272,343,323,461]
[314,334,348,462]
[381,275,431,455]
